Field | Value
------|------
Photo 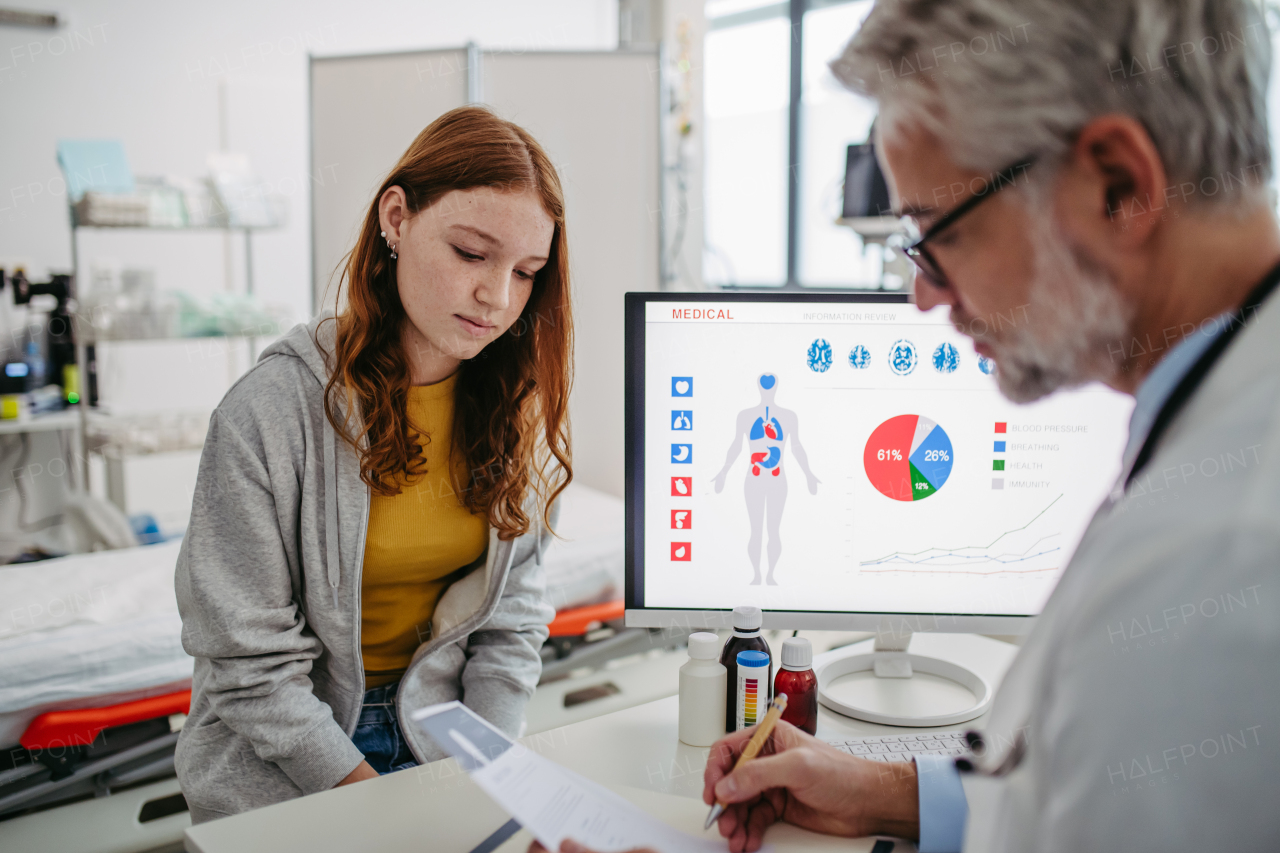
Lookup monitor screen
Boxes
[624,293,1134,630]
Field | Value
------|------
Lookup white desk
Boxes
[185,634,1017,853]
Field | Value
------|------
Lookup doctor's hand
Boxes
[712,471,727,493]
[528,840,656,853]
[702,721,919,853]
[805,473,819,495]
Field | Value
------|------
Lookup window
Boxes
[704,0,883,289]
[708,2,1280,288]
[703,9,791,285]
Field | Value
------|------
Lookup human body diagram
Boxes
[712,374,819,585]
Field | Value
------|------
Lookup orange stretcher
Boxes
[546,599,625,638]
[1,689,192,819]
[20,691,191,752]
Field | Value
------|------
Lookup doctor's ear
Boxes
[1059,114,1168,251]
[378,186,410,247]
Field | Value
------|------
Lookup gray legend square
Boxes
[992,478,1005,489]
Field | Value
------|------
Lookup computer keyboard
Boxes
[822,731,970,763]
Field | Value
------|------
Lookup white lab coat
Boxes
[963,294,1280,851]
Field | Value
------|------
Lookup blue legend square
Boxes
[671,377,693,397]
[671,410,693,430]
[671,444,693,463]
[993,440,1007,452]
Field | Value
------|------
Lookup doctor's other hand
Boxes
[712,471,727,493]
[702,721,919,853]
[528,839,657,853]
[805,473,819,495]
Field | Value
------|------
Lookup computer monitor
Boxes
[624,292,1133,637]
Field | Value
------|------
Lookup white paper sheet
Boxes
[411,701,728,853]
[471,745,725,853]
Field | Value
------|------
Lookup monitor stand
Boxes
[815,631,993,727]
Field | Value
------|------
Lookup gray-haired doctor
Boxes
[533,1,1280,852]
[693,0,1280,851]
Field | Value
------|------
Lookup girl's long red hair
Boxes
[323,106,572,539]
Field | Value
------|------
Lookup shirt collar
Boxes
[1121,314,1232,472]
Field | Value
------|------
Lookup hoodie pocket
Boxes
[398,640,469,763]
[176,717,304,820]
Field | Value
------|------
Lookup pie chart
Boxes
[864,415,954,501]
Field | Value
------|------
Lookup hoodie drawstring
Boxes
[324,415,341,608]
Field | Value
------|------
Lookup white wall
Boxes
[0,1,618,532]
[0,0,618,318]
[482,51,662,497]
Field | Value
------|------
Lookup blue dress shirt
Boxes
[913,314,1230,853]
[1119,314,1230,473]
[916,753,969,852]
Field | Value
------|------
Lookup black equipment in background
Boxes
[2,271,92,404]
[842,142,892,219]
[12,273,76,400]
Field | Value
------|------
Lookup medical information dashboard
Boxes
[626,295,1134,618]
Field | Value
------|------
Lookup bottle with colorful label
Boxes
[734,650,771,731]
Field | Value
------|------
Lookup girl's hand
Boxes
[334,760,378,787]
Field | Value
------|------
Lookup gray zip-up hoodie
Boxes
[174,316,556,823]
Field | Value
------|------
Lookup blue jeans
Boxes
[351,681,419,774]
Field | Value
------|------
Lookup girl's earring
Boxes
[390,243,397,260]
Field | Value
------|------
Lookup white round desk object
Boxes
[816,632,994,727]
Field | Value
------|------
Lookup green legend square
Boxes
[993,459,1005,471]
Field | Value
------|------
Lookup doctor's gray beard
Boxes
[964,211,1132,404]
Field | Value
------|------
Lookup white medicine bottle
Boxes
[678,632,728,747]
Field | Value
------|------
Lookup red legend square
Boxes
[994,422,1008,433]
[671,510,692,530]
[670,477,692,497]
[671,542,691,561]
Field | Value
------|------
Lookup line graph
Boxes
[860,564,1060,576]
[859,495,1064,576]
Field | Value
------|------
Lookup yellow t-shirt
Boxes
[360,373,488,688]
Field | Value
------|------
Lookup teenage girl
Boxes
[175,106,572,822]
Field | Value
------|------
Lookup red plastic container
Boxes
[775,666,818,735]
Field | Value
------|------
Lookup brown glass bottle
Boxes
[775,637,818,735]
[719,606,772,732]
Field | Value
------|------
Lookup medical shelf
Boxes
[0,411,82,436]
[69,223,279,231]
[65,206,281,492]
[74,325,280,345]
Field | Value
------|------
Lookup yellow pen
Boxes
[704,693,788,830]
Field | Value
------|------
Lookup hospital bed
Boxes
[0,540,192,829]
[0,483,655,852]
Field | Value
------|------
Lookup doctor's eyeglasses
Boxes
[900,157,1038,292]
